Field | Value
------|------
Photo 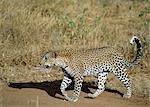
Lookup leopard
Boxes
[40,36,142,102]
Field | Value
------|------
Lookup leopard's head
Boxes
[40,51,57,69]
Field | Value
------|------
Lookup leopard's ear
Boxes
[49,51,57,58]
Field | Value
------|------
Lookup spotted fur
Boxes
[40,36,142,102]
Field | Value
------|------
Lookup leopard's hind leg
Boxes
[113,68,132,98]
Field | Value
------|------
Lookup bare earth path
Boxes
[0,82,149,107]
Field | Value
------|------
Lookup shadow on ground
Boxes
[9,81,123,100]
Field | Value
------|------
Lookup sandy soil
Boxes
[0,81,149,107]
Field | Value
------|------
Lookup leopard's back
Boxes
[59,47,128,75]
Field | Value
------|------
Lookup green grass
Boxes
[0,0,149,97]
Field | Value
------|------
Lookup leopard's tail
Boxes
[129,36,143,67]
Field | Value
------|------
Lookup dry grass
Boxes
[0,0,150,97]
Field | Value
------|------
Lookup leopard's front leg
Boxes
[71,73,83,102]
[87,72,108,98]
[60,76,72,101]
[61,72,83,102]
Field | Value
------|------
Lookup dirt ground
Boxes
[0,81,149,107]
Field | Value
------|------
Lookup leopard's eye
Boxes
[45,56,48,60]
